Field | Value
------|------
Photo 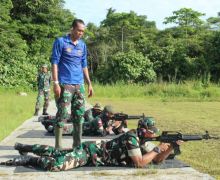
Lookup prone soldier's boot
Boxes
[42,108,49,115]
[0,156,39,166]
[34,109,39,116]
[72,123,82,149]
[14,143,33,155]
[55,126,63,150]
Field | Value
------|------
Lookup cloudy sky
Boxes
[64,0,220,29]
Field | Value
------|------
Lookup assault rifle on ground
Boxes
[142,131,219,155]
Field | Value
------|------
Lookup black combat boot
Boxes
[42,109,49,115]
[0,156,39,166]
[34,109,39,116]
[14,143,33,155]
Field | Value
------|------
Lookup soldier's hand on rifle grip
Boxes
[158,143,171,152]
[176,140,184,145]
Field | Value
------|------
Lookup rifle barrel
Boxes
[127,115,142,119]
[181,135,203,141]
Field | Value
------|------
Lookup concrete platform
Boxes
[0,101,214,179]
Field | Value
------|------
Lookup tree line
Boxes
[0,0,220,88]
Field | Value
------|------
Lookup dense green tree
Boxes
[10,0,74,64]
[1,5,220,87]
[207,16,220,30]
[97,51,156,83]
[0,0,74,87]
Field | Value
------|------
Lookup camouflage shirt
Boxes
[84,108,102,122]
[98,113,112,129]
[83,118,104,136]
[86,131,155,167]
[30,144,89,171]
[37,72,51,91]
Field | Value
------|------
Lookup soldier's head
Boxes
[103,105,115,118]
[41,64,48,73]
[71,19,85,40]
[93,103,102,113]
[137,117,159,138]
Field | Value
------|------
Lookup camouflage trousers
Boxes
[35,90,50,110]
[55,84,85,147]
[56,84,85,126]
[31,144,88,171]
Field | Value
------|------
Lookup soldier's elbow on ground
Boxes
[152,156,165,164]
[133,160,150,168]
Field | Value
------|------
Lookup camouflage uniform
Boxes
[98,113,127,135]
[40,115,104,136]
[87,130,156,167]
[3,143,89,171]
[1,131,156,170]
[84,103,102,122]
[35,71,51,115]
[83,118,105,136]
[99,113,111,130]
[55,84,85,149]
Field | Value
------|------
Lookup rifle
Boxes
[111,113,145,121]
[142,131,219,155]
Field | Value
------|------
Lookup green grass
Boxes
[1,82,220,178]
[0,89,37,140]
[91,82,220,101]
[88,97,220,179]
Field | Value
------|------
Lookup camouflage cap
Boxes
[41,64,48,68]
[103,105,114,114]
[140,117,159,134]
[93,103,102,110]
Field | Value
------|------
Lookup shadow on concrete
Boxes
[14,166,45,173]
[17,130,55,139]
[8,159,190,173]
[0,155,18,159]
[17,130,115,140]
[0,145,14,150]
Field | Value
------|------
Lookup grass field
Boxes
[0,90,36,140]
[0,83,219,178]
[92,82,220,101]
[88,97,220,178]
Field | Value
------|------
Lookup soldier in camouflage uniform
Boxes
[84,117,183,167]
[62,105,124,136]
[97,105,128,135]
[0,142,90,171]
[84,103,103,122]
[34,64,51,116]
[83,117,105,136]
[1,118,182,170]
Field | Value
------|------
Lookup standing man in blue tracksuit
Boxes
[51,19,93,150]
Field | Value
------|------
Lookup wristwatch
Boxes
[53,81,59,84]
[153,146,161,154]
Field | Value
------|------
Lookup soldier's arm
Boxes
[126,135,171,167]
[51,38,63,98]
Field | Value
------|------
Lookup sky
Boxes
[64,0,220,29]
